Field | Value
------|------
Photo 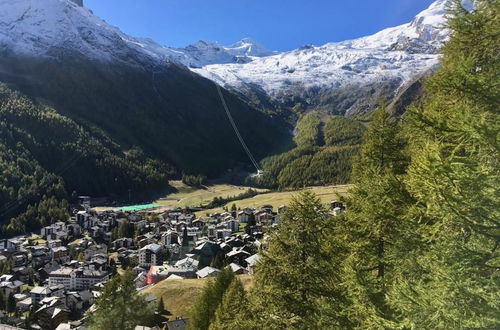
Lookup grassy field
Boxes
[195,184,351,217]
[94,181,351,213]
[141,275,254,319]
[153,181,267,209]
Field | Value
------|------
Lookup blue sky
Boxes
[85,0,436,51]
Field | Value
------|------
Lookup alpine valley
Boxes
[0,0,472,233]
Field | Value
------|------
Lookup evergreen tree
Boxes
[188,268,234,330]
[210,252,224,269]
[209,277,253,330]
[0,290,5,311]
[118,220,133,239]
[251,191,351,328]
[211,268,234,309]
[0,260,12,275]
[109,258,117,276]
[86,271,154,330]
[339,105,415,328]
[188,279,216,330]
[6,293,15,314]
[110,227,119,242]
[390,1,500,328]
[152,297,170,327]
[24,310,32,330]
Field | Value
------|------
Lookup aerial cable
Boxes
[215,83,263,174]
[152,61,263,175]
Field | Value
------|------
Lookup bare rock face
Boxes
[71,0,83,7]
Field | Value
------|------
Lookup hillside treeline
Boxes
[251,113,366,188]
[0,85,173,235]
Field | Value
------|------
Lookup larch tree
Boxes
[188,268,234,330]
[391,0,500,328]
[152,297,170,327]
[0,290,5,311]
[6,292,16,314]
[209,277,253,330]
[340,105,416,328]
[85,271,153,330]
[251,191,352,328]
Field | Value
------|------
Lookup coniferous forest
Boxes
[185,1,499,328]
[0,84,175,236]
[250,114,366,189]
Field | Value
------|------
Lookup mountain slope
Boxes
[0,0,290,234]
[191,0,475,116]
[0,0,289,174]
[1,0,472,118]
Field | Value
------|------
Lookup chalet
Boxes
[161,231,179,246]
[245,254,262,275]
[64,290,94,315]
[11,266,32,282]
[216,229,232,240]
[226,249,251,267]
[84,244,107,261]
[30,285,65,306]
[34,296,71,330]
[174,257,199,269]
[111,237,134,250]
[207,225,216,239]
[227,263,246,275]
[76,211,92,229]
[237,209,254,223]
[88,226,103,239]
[11,252,28,267]
[196,266,220,279]
[51,247,68,261]
[146,265,197,284]
[190,241,221,268]
[138,244,164,267]
[41,226,57,239]
[48,267,108,291]
[0,279,24,296]
[66,223,82,237]
[48,240,62,249]
[226,219,240,233]
[261,205,274,213]
[6,238,23,252]
[255,211,275,225]
[191,219,205,230]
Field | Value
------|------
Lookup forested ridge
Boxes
[0,84,173,236]
[187,1,500,328]
[251,112,366,188]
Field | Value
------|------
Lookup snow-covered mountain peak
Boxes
[169,37,276,67]
[0,0,181,64]
[0,0,478,116]
[191,0,477,115]
[226,37,277,57]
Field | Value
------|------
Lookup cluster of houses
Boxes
[0,196,345,330]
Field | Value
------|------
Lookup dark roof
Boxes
[167,318,189,330]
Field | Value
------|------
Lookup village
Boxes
[0,195,346,330]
